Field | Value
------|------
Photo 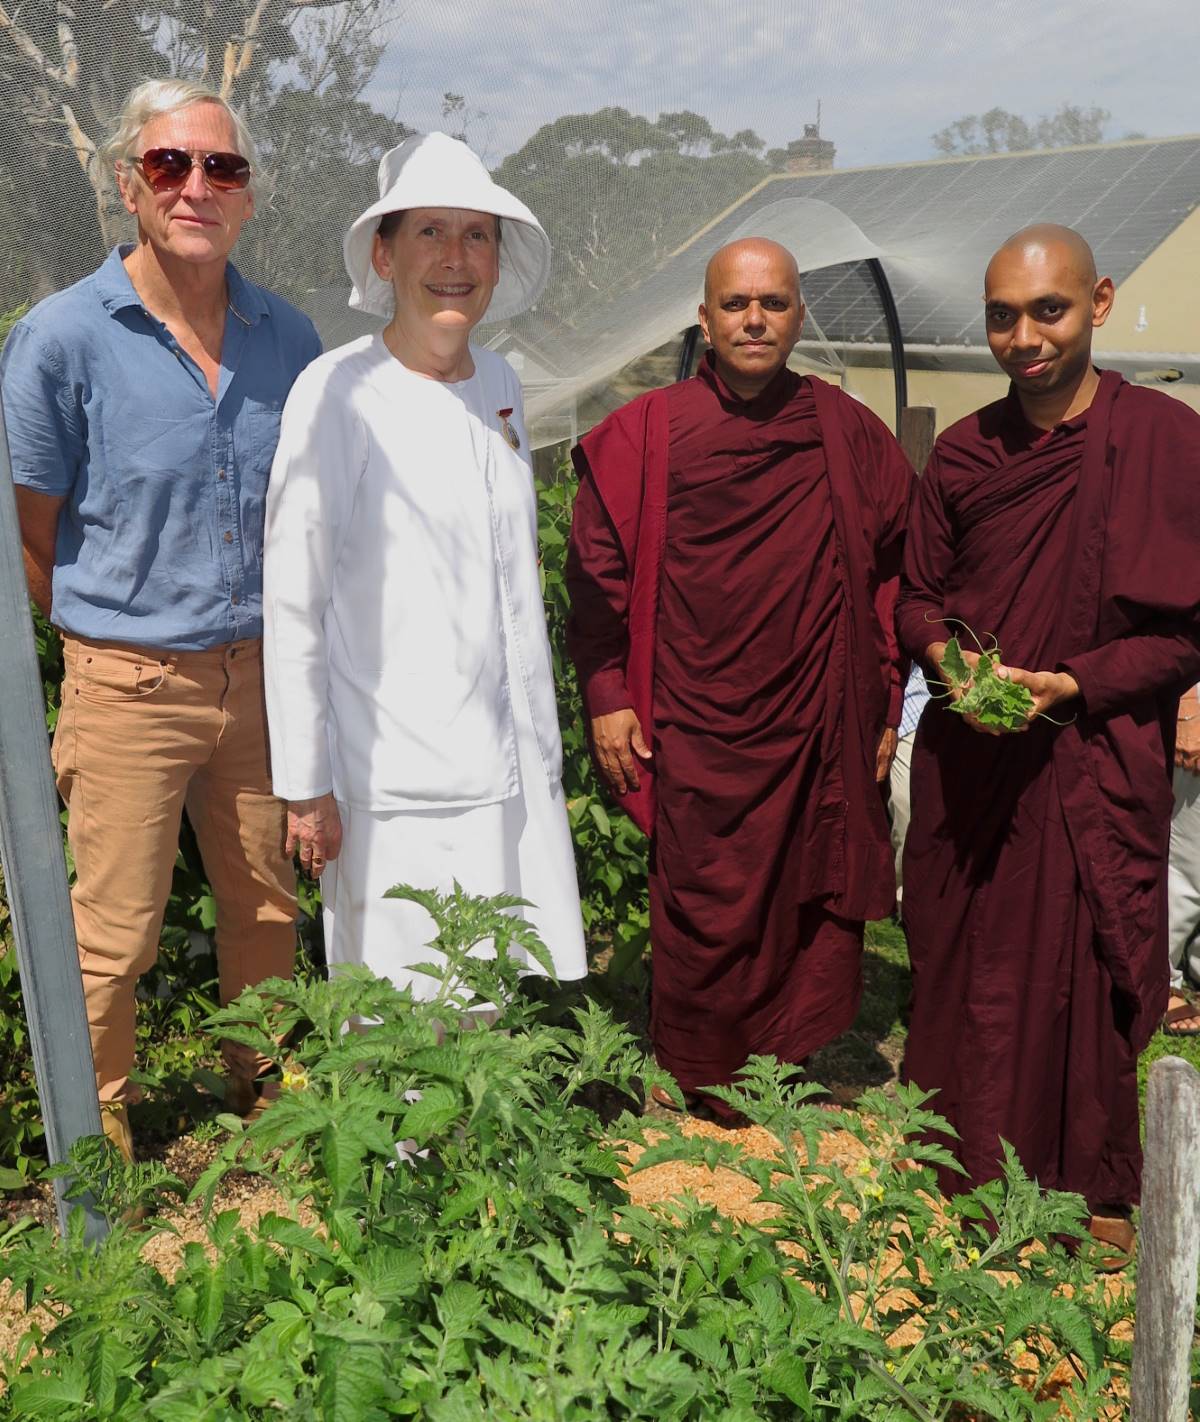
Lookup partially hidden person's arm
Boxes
[1176,684,1200,774]
[566,458,649,794]
[14,487,64,618]
[262,364,361,864]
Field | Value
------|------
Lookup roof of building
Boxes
[687,135,1200,348]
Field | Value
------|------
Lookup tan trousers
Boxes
[52,635,297,1104]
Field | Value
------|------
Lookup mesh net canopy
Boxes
[1,0,1196,446]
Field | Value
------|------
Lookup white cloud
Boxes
[365,0,1197,167]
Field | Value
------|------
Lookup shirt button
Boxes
[223,531,233,543]
[217,468,227,481]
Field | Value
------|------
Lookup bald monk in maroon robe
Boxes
[898,224,1200,1261]
[567,238,913,1114]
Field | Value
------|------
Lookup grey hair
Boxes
[104,78,259,181]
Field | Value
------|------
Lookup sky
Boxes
[360,0,1198,170]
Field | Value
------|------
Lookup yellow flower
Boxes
[281,1065,310,1091]
[885,1361,896,1374]
[863,1182,885,1201]
[854,1157,873,1178]
[966,1246,980,1263]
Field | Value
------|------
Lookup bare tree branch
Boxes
[0,3,69,85]
[60,102,94,172]
[56,0,81,87]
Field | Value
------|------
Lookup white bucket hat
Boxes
[343,131,552,323]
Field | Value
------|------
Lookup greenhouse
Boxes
[0,1,1197,1417]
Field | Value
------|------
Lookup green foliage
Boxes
[931,104,1112,157]
[496,108,785,326]
[0,888,1132,1419]
[938,635,1036,732]
[0,304,28,347]
[538,465,650,983]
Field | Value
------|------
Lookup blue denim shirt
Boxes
[1,246,322,650]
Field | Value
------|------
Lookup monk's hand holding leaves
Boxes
[875,726,899,783]
[990,664,1080,732]
[927,638,979,696]
[287,792,343,878]
[926,639,999,737]
[591,708,651,796]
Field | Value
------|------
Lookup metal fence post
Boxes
[0,391,107,1243]
[1130,1055,1200,1421]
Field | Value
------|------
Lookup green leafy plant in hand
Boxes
[938,634,1035,731]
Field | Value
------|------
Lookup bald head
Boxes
[982,223,1113,413]
[698,238,805,400]
[985,223,1098,294]
[704,237,801,308]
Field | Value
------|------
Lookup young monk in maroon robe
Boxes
[567,238,913,1117]
[898,224,1200,1264]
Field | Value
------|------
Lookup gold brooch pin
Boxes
[497,407,521,451]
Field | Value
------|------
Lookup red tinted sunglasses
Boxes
[135,147,251,193]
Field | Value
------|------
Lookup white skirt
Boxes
[322,645,587,999]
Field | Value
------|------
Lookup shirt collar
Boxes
[94,244,269,325]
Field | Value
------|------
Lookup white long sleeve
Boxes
[263,356,367,800]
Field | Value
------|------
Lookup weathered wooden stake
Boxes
[1130,1055,1200,1422]
[900,404,937,476]
[0,393,107,1242]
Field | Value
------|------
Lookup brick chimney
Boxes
[785,121,835,174]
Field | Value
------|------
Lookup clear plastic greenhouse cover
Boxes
[1,0,1197,446]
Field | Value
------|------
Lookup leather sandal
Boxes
[1087,1214,1136,1272]
[649,1083,699,1113]
[1162,992,1200,1037]
[224,1073,281,1124]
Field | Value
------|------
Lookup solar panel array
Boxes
[719,138,1200,349]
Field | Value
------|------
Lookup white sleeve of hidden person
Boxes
[262,363,364,803]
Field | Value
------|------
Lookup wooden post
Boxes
[1130,1055,1200,1422]
[0,394,107,1242]
[899,405,937,475]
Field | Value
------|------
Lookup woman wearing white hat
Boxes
[262,132,587,994]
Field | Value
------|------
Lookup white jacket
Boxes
[263,335,563,810]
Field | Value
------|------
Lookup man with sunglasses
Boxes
[0,78,321,1161]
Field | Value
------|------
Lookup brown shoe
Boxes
[100,1103,134,1163]
[1087,1214,1135,1272]
[224,1074,280,1124]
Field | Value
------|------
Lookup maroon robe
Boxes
[568,356,912,1099]
[897,371,1200,1211]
